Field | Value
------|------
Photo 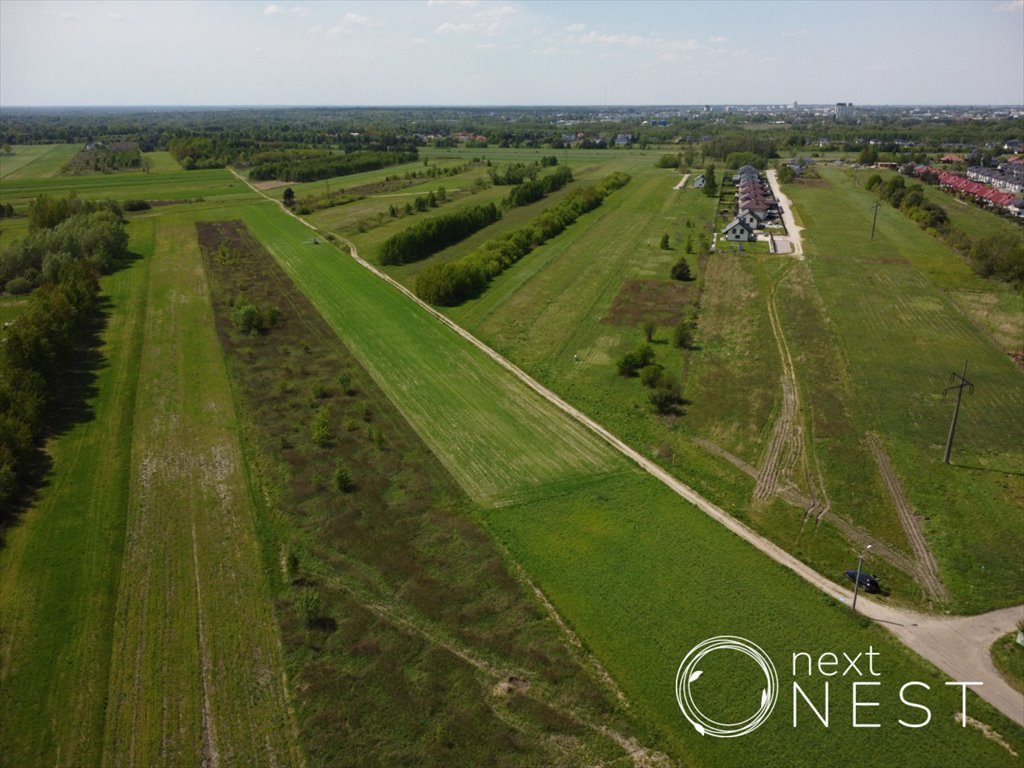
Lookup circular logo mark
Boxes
[675,635,778,738]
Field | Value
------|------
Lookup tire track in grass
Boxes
[868,432,950,603]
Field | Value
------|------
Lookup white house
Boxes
[691,174,706,188]
[723,217,756,242]
[737,208,764,229]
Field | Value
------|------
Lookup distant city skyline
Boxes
[2,0,1022,107]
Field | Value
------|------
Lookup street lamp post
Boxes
[851,544,873,613]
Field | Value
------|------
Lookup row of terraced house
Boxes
[722,165,780,242]
[912,161,1024,217]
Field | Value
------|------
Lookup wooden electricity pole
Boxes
[942,360,974,465]
[870,199,881,240]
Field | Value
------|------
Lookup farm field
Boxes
[2,140,1021,768]
[197,220,644,765]
[237,193,1023,763]
[0,143,81,180]
[240,200,626,506]
[356,149,1022,614]
[0,167,249,207]
[0,211,301,767]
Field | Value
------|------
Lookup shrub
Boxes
[311,406,332,447]
[639,364,666,389]
[4,276,33,295]
[649,381,683,414]
[616,344,656,377]
[333,460,354,492]
[671,260,693,281]
[231,301,264,335]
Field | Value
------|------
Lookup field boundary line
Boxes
[230,168,1024,726]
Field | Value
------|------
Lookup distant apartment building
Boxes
[834,102,855,120]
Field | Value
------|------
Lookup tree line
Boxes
[415,172,630,306]
[1,195,128,294]
[378,203,501,265]
[247,148,417,182]
[506,165,573,207]
[866,172,1023,285]
[0,259,102,510]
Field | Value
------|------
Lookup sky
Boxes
[1,0,1022,107]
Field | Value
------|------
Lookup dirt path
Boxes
[766,169,804,259]
[673,173,690,190]
[231,168,1024,727]
[868,432,950,603]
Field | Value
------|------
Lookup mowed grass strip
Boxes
[240,202,623,505]
[101,214,299,767]
[0,227,151,768]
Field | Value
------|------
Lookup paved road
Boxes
[232,168,1024,727]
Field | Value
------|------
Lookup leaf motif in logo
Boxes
[760,688,768,707]
[693,721,706,736]
[689,669,703,683]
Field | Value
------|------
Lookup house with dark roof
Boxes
[723,217,756,242]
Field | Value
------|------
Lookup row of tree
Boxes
[415,172,630,306]
[0,260,101,509]
[506,166,574,207]
[248,149,418,182]
[866,172,1023,284]
[2,196,128,293]
[378,203,501,265]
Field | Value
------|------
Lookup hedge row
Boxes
[416,172,630,306]
[378,203,500,265]
[506,166,574,207]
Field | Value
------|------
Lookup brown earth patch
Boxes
[603,278,697,327]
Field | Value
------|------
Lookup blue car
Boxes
[844,570,880,593]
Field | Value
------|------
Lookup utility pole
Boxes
[942,360,974,465]
[851,544,872,613]
[870,199,880,240]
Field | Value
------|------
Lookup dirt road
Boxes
[766,168,804,258]
[232,168,1024,727]
[673,173,690,190]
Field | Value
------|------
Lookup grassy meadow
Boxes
[2,145,1021,767]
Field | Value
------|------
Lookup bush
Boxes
[649,381,683,414]
[671,260,693,281]
[311,406,332,447]
[616,344,655,377]
[379,203,500,265]
[4,276,33,295]
[122,199,151,212]
[297,588,325,628]
[660,233,670,250]
[333,460,354,492]
[639,364,665,388]
[673,318,696,349]
[231,301,264,335]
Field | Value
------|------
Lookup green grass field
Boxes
[0,144,82,180]
[239,189,1022,765]
[0,167,249,206]
[787,168,1023,611]
[240,201,624,506]
[0,212,300,767]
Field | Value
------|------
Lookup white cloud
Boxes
[994,0,1023,12]
[708,35,727,44]
[326,13,373,38]
[264,4,309,17]
[566,22,586,32]
[427,0,479,6]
